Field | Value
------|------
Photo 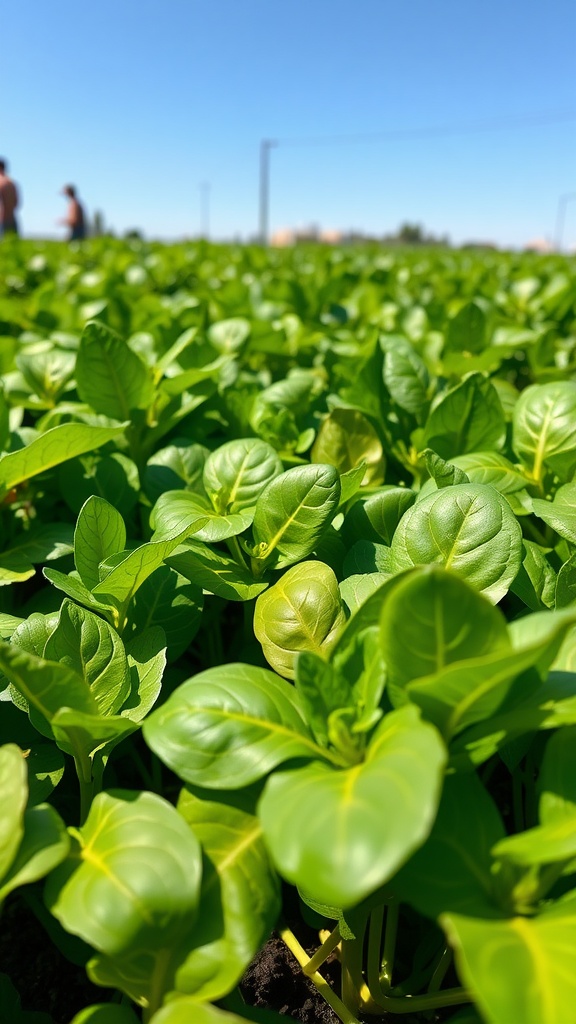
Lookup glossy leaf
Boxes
[203,437,283,513]
[443,894,576,1024]
[0,422,126,495]
[513,381,576,483]
[74,495,126,590]
[391,483,523,603]
[174,791,281,1001]
[143,663,334,788]
[46,790,202,957]
[259,704,446,908]
[532,482,576,545]
[76,320,154,418]
[152,490,253,543]
[380,567,510,697]
[167,541,269,602]
[0,743,27,881]
[0,803,70,903]
[423,373,506,458]
[310,407,385,485]
[251,463,341,569]
[393,773,507,919]
[43,600,131,716]
[254,561,347,678]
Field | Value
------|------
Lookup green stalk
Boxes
[279,923,362,1024]
[427,947,452,993]
[381,900,399,989]
[303,924,342,975]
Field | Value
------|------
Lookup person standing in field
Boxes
[60,184,86,241]
[0,159,20,236]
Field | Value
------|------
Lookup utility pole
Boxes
[554,192,576,251]
[259,139,277,245]
[200,182,211,239]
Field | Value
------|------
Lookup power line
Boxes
[276,108,576,147]
[258,108,576,244]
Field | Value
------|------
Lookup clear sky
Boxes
[3,0,576,248]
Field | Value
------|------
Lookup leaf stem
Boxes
[303,923,341,975]
[279,923,362,1024]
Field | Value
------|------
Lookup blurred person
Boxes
[60,184,86,241]
[0,159,20,236]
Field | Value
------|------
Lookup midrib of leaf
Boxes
[82,840,156,927]
[510,917,552,1022]
[215,821,263,873]
[180,706,344,767]
[531,401,554,484]
[227,450,252,507]
[260,489,326,558]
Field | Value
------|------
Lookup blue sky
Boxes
[3,0,576,247]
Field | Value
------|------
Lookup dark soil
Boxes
[241,933,341,1024]
[0,893,112,1023]
[0,891,344,1023]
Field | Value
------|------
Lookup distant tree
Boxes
[397,222,425,244]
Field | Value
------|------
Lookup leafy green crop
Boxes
[1,235,576,1024]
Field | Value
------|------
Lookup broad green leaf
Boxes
[393,774,507,919]
[0,641,98,724]
[75,320,154,419]
[74,496,126,590]
[43,567,114,614]
[342,540,393,576]
[59,451,140,518]
[43,600,131,716]
[151,490,252,543]
[294,651,354,747]
[510,540,556,611]
[423,373,506,459]
[311,407,385,485]
[493,727,576,867]
[208,317,250,353]
[342,487,416,546]
[556,552,576,609]
[151,1001,259,1024]
[91,530,204,616]
[340,572,389,615]
[0,524,74,587]
[391,483,523,603]
[173,792,281,1001]
[418,451,533,513]
[203,437,283,513]
[254,561,346,678]
[259,704,446,908]
[0,803,69,903]
[444,300,487,354]
[46,791,202,957]
[381,335,430,420]
[143,663,335,788]
[449,671,576,768]
[407,608,576,739]
[380,567,510,698]
[143,441,208,504]
[0,422,126,495]
[513,381,576,483]
[443,893,576,1024]
[422,448,470,488]
[532,482,576,544]
[121,626,167,722]
[0,743,27,881]
[128,565,202,660]
[251,463,341,569]
[72,1006,141,1024]
[166,541,269,602]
